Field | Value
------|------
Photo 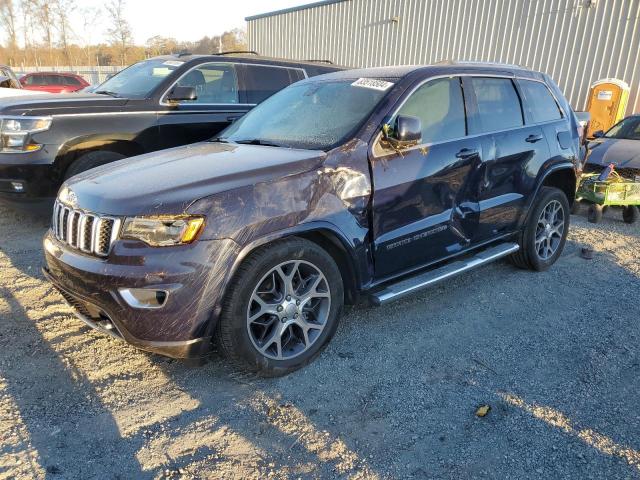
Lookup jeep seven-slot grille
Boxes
[52,201,121,257]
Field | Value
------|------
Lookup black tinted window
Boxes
[520,79,562,123]
[243,66,300,104]
[63,76,82,86]
[472,77,523,132]
[46,75,62,85]
[396,77,466,143]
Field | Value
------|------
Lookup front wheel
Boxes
[510,187,570,271]
[216,237,344,376]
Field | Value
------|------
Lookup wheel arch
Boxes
[55,136,144,176]
[228,223,362,306]
[520,163,577,228]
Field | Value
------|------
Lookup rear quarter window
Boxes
[519,79,563,123]
[242,65,304,104]
[471,77,524,133]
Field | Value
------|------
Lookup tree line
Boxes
[0,0,247,67]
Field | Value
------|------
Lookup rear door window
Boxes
[519,79,563,123]
[395,77,466,143]
[241,65,305,104]
[46,75,63,85]
[63,76,82,86]
[471,77,524,133]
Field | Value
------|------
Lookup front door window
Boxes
[174,63,239,104]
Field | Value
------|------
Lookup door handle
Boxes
[455,148,478,159]
[526,134,543,143]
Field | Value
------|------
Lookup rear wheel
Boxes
[64,150,126,180]
[587,204,603,224]
[216,237,344,376]
[510,186,570,271]
[622,206,639,224]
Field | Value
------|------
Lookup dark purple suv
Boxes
[43,63,580,376]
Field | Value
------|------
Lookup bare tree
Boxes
[78,6,101,65]
[106,0,132,65]
[52,0,75,66]
[0,0,18,64]
[34,0,54,64]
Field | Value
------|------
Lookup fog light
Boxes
[10,181,24,192]
[119,288,168,309]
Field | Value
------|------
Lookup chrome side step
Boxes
[369,242,520,306]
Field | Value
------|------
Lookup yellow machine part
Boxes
[586,79,630,137]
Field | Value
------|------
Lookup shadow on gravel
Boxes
[1,205,639,478]
[0,286,149,479]
[147,234,640,478]
[0,205,50,281]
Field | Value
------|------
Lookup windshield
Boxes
[604,116,640,140]
[220,79,391,150]
[94,58,184,98]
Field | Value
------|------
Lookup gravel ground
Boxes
[0,202,639,480]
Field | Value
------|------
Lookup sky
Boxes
[73,0,305,45]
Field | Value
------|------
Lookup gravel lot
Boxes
[0,202,639,480]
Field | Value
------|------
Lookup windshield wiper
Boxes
[94,90,121,98]
[209,137,230,143]
[234,138,289,148]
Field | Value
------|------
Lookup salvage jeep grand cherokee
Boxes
[43,63,580,376]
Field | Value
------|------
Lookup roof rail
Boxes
[435,59,527,69]
[215,50,260,56]
[304,59,334,64]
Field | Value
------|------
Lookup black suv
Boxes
[0,54,340,206]
[43,63,580,376]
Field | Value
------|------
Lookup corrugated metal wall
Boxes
[247,0,640,115]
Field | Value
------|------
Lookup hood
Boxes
[586,138,640,170]
[63,141,327,216]
[0,92,128,115]
[0,87,47,98]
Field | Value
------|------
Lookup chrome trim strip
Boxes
[92,217,102,255]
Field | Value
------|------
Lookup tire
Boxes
[622,205,639,224]
[64,150,126,180]
[510,186,570,271]
[216,237,344,377]
[587,204,603,224]
[570,200,581,215]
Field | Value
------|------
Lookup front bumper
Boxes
[0,150,60,202]
[43,231,240,359]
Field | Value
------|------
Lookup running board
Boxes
[369,242,520,306]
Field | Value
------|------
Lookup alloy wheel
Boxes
[246,260,331,360]
[535,199,565,260]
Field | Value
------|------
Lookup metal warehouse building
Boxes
[247,0,640,115]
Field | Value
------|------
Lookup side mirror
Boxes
[592,130,605,138]
[167,86,197,103]
[384,115,422,149]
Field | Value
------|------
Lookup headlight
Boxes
[0,116,52,153]
[121,215,205,247]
